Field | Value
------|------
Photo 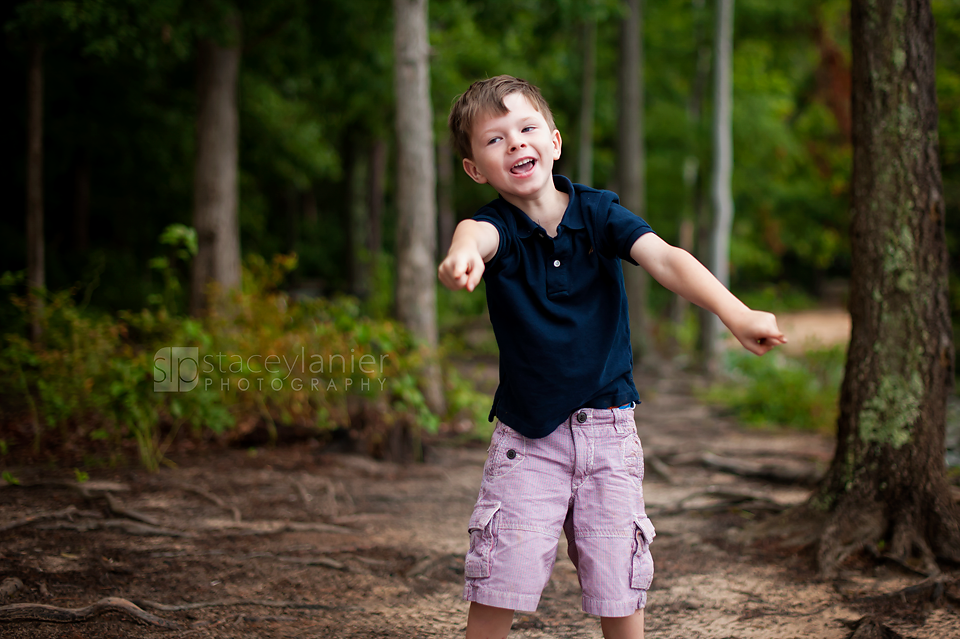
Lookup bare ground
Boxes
[2,312,959,638]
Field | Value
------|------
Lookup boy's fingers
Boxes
[451,256,467,279]
[465,258,484,291]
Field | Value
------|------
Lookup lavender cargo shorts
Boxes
[463,406,655,617]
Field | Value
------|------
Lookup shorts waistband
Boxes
[568,404,636,428]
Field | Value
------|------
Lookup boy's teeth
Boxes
[511,159,534,173]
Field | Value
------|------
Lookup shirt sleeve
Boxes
[472,208,508,272]
[596,193,655,265]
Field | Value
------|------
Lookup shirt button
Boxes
[576,411,587,423]
[506,449,517,460]
[553,259,561,267]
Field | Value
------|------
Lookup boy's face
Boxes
[462,92,562,204]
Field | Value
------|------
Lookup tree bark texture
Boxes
[393,0,444,413]
[811,0,960,576]
[347,141,370,299]
[578,15,597,186]
[703,0,734,372]
[617,0,653,365]
[437,140,455,260]
[190,17,242,316]
[26,40,44,342]
[367,138,387,259]
[671,14,711,345]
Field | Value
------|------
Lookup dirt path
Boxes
[2,360,958,638]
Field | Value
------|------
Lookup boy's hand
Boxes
[726,309,787,356]
[438,247,485,291]
[438,219,499,292]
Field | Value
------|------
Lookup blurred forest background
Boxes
[2,0,960,470]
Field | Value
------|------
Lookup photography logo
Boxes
[154,347,199,392]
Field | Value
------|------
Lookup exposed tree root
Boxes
[0,505,100,533]
[104,492,163,527]
[35,518,194,537]
[645,454,677,484]
[817,497,887,579]
[0,597,182,630]
[730,501,827,549]
[1,479,130,497]
[843,615,912,639]
[134,598,344,612]
[172,482,242,523]
[850,576,960,607]
[654,487,788,517]
[697,452,822,485]
[192,520,355,536]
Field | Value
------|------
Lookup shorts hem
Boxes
[463,584,541,613]
[582,592,647,617]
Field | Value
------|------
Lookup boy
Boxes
[438,75,786,639]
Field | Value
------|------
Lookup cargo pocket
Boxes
[464,501,501,579]
[630,515,656,590]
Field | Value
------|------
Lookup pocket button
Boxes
[506,449,517,460]
[577,411,587,423]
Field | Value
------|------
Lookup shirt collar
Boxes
[498,175,584,238]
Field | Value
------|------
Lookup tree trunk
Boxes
[73,149,90,254]
[617,0,654,366]
[805,0,960,577]
[393,0,444,414]
[437,140,455,260]
[26,40,44,342]
[347,140,370,299]
[670,6,711,352]
[577,13,597,186]
[701,0,735,373]
[190,16,242,316]
[367,138,387,259]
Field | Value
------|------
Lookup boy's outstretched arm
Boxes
[438,220,500,292]
[630,233,787,355]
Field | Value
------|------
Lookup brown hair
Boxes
[448,75,556,161]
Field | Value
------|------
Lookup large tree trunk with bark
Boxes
[368,138,387,261]
[393,0,444,414]
[26,40,44,342]
[190,16,242,316]
[436,140,455,260]
[701,0,734,373]
[577,13,597,186]
[670,1,710,354]
[803,0,960,577]
[347,137,370,300]
[617,0,653,366]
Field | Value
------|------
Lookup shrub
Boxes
[0,253,487,470]
[701,346,845,432]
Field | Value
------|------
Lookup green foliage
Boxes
[442,367,493,440]
[0,252,461,470]
[702,346,845,432]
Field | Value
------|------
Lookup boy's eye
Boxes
[487,137,501,145]
[522,126,535,133]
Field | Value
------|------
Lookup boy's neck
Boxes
[500,179,569,238]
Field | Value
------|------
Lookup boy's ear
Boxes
[552,129,562,160]
[463,158,489,185]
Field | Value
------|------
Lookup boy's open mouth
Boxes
[511,158,536,174]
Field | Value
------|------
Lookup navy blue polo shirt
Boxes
[474,175,654,439]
